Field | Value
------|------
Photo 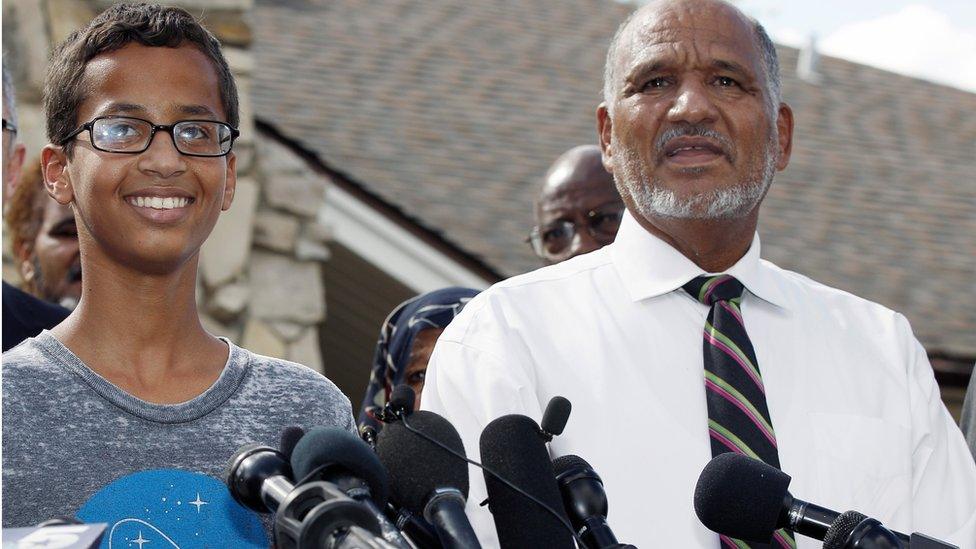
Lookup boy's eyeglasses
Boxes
[63,116,240,157]
[2,118,17,136]
[526,206,624,260]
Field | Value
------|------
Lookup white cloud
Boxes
[818,4,976,93]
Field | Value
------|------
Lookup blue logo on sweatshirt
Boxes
[76,469,267,548]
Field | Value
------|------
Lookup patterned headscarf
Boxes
[358,287,480,431]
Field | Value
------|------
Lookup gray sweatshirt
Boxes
[2,331,356,547]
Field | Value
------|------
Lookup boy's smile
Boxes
[45,43,236,273]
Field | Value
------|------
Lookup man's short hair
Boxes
[5,159,47,257]
[43,2,239,155]
[602,5,781,115]
[2,59,17,127]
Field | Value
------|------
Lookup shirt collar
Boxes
[609,209,790,309]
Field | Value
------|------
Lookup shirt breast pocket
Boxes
[806,412,913,515]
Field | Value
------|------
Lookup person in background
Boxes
[359,287,479,432]
[2,60,70,351]
[6,159,82,309]
[962,367,976,460]
[527,144,624,264]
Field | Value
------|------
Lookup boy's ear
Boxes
[221,151,237,211]
[41,145,74,206]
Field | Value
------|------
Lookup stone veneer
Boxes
[2,0,332,374]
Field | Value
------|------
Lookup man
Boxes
[6,159,82,309]
[2,61,70,351]
[2,4,355,544]
[528,144,624,264]
[422,1,976,547]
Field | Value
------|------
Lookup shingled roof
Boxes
[253,0,976,360]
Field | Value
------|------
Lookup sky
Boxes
[625,1,976,93]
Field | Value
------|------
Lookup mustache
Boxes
[655,124,735,161]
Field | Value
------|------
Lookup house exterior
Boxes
[3,0,972,416]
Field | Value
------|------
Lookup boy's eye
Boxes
[98,121,144,143]
[177,123,211,142]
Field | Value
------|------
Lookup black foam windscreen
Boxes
[823,510,868,549]
[290,426,390,507]
[480,414,575,548]
[541,396,572,437]
[694,453,792,543]
[389,384,416,416]
[375,410,469,516]
[279,425,305,460]
[551,454,590,477]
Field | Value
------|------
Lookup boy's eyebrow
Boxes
[178,104,220,118]
[101,102,146,115]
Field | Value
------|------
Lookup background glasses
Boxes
[64,116,239,157]
[527,206,624,259]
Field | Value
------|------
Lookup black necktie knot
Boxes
[682,275,745,306]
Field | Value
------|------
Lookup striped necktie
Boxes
[683,275,796,549]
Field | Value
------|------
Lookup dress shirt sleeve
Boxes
[421,298,546,549]
[903,314,976,546]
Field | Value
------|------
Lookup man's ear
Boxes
[41,145,74,205]
[775,102,794,171]
[596,102,614,174]
[221,151,237,211]
[4,142,26,199]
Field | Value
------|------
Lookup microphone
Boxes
[291,427,410,548]
[389,384,416,417]
[224,443,392,549]
[377,410,481,549]
[541,396,572,442]
[552,454,620,548]
[480,414,575,548]
[694,453,957,548]
[280,425,306,460]
[224,444,295,514]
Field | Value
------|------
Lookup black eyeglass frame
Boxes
[62,115,240,158]
[525,206,625,260]
[1,118,17,135]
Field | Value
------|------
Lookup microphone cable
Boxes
[395,411,588,549]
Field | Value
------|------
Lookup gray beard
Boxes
[617,140,777,220]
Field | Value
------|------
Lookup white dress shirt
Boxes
[421,210,976,549]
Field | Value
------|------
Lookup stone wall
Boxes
[2,0,332,374]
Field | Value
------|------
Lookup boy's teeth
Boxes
[129,196,190,210]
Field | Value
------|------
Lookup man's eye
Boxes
[543,226,570,242]
[642,77,670,90]
[715,76,739,87]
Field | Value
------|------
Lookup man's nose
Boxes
[667,79,719,125]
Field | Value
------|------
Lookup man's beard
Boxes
[615,131,778,220]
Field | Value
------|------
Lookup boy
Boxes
[1,4,354,546]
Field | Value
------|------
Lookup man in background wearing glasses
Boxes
[2,61,71,351]
[527,144,624,265]
[1,4,355,543]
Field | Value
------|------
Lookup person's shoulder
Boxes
[2,283,70,351]
[496,247,614,291]
[234,345,350,403]
[761,259,907,327]
[2,336,68,392]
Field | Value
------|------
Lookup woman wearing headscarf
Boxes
[358,287,480,432]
